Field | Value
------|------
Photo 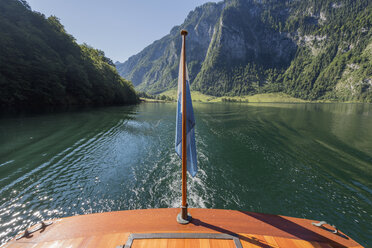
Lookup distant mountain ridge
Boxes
[116,0,372,102]
[117,2,223,94]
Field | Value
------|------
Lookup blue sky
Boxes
[26,0,218,63]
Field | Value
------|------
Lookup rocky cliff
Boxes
[117,0,372,102]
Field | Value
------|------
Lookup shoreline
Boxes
[143,91,369,104]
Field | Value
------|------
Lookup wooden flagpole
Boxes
[177,29,190,224]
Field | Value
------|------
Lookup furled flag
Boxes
[175,54,197,177]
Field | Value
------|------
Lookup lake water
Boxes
[0,103,371,246]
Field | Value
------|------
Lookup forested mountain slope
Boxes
[117,0,372,102]
[0,0,138,109]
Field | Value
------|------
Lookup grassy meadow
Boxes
[161,89,307,103]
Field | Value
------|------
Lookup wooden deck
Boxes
[2,208,363,248]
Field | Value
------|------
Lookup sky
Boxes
[26,0,218,63]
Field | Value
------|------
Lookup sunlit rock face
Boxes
[116,0,296,95]
[116,0,372,102]
[116,2,223,94]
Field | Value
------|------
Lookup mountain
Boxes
[116,0,372,102]
[117,2,223,94]
[0,0,138,109]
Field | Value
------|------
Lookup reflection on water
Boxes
[0,103,371,246]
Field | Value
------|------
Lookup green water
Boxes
[0,103,371,246]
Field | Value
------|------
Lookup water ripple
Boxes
[0,104,371,246]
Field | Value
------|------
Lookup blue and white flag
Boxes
[175,55,197,177]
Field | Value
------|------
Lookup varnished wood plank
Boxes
[319,242,334,248]
[209,239,235,248]
[132,239,170,248]
[271,236,299,248]
[76,236,95,248]
[240,234,273,248]
[132,239,236,248]
[311,242,334,248]
[199,239,211,248]
[250,235,272,248]
[80,235,101,248]
[1,243,36,248]
[131,239,145,248]
[4,208,362,247]
[271,236,320,248]
[166,239,183,248]
[65,232,128,248]
[185,239,200,248]
[31,238,84,248]
[264,235,280,248]
[291,238,319,248]
[240,240,263,248]
[63,237,84,247]
[95,233,129,247]
[170,239,185,248]
[158,239,168,248]
[33,240,64,248]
